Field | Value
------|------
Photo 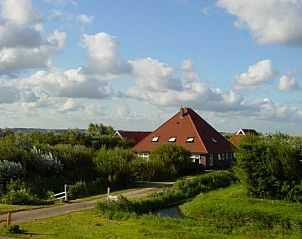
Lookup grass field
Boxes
[1,184,301,238]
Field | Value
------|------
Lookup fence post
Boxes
[107,187,110,201]
[6,211,12,227]
[64,184,68,202]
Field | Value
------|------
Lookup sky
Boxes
[0,0,302,134]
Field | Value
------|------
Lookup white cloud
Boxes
[77,14,94,24]
[277,75,300,92]
[81,32,131,79]
[1,0,41,25]
[235,59,276,86]
[57,99,81,113]
[25,68,113,99]
[0,1,66,75]
[128,57,245,112]
[0,86,19,103]
[217,0,302,46]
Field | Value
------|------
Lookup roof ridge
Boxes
[187,109,208,153]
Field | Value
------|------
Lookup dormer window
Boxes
[169,137,176,142]
[211,137,218,143]
[151,136,159,142]
[186,137,194,143]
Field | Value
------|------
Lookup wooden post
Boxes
[64,184,68,202]
[107,187,110,201]
[6,212,12,227]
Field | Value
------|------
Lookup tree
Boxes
[149,143,196,178]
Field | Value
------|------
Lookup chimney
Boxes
[180,107,185,118]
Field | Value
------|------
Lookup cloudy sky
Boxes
[0,0,301,134]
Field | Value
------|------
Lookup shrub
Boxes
[0,160,26,192]
[8,224,21,234]
[94,147,136,188]
[149,143,201,179]
[234,134,302,201]
[68,182,89,200]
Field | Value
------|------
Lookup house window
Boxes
[208,154,214,166]
[190,154,201,164]
[169,137,176,142]
[211,137,218,143]
[217,153,222,160]
[138,152,149,160]
[221,153,225,160]
[151,136,159,142]
[186,137,194,143]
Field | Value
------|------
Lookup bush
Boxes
[8,224,21,234]
[94,147,136,188]
[149,143,201,179]
[234,134,302,201]
[68,182,89,200]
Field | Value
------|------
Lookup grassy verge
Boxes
[180,184,302,236]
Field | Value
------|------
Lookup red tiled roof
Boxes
[115,130,151,144]
[132,107,234,154]
[230,128,259,147]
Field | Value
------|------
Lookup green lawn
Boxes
[1,184,301,239]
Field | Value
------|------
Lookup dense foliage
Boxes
[234,134,302,202]
[0,125,202,204]
[149,143,201,179]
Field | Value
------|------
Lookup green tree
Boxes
[149,143,195,178]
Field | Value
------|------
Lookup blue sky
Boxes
[0,0,301,134]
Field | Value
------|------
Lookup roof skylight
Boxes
[169,137,176,142]
[186,137,194,143]
[151,136,159,142]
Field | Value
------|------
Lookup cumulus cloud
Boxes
[1,0,41,25]
[217,0,302,46]
[57,99,81,113]
[77,14,94,24]
[81,32,131,79]
[0,0,66,75]
[127,57,245,112]
[250,98,302,122]
[277,75,300,92]
[25,68,113,99]
[235,59,276,86]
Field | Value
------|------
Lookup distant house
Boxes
[115,130,151,145]
[132,107,235,169]
[230,128,259,147]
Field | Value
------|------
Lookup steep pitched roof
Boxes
[230,128,259,147]
[132,107,234,154]
[115,130,151,144]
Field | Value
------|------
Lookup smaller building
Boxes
[115,130,151,145]
[230,128,259,147]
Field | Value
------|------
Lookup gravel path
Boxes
[0,187,162,225]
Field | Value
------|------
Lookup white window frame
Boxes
[168,137,176,142]
[151,136,159,142]
[211,137,218,143]
[190,154,201,164]
[138,152,149,160]
[186,137,194,143]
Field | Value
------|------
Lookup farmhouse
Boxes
[230,128,259,147]
[114,130,151,145]
[132,107,235,169]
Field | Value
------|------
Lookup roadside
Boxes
[0,184,171,224]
